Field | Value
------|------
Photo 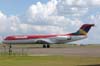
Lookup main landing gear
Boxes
[43,44,50,48]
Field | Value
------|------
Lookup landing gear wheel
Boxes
[47,44,50,48]
[43,44,46,48]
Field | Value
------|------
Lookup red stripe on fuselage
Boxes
[5,35,57,40]
[4,34,85,40]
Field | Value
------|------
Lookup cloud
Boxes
[0,11,8,33]
[8,16,21,32]
[27,0,83,34]
[0,11,22,36]
[0,0,87,36]
[28,0,57,20]
[59,0,100,6]
[92,0,100,5]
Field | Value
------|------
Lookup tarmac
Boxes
[0,44,100,57]
[25,48,100,57]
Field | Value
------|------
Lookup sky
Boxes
[0,0,100,44]
[0,0,48,15]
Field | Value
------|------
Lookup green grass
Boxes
[0,56,100,66]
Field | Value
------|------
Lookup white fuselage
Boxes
[3,35,87,44]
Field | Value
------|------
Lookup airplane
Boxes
[2,24,94,48]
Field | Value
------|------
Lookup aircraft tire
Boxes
[47,44,50,48]
[43,44,46,48]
